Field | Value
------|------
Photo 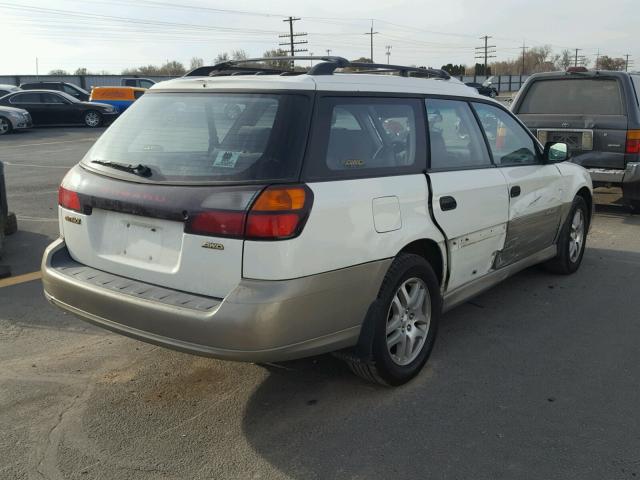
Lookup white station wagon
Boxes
[42,57,592,386]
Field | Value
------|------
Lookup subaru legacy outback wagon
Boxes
[42,57,592,386]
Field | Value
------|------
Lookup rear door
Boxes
[515,77,627,169]
[9,92,47,124]
[473,102,563,267]
[425,98,509,291]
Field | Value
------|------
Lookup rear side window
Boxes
[425,99,491,170]
[473,103,539,166]
[133,90,145,100]
[631,75,640,106]
[305,97,425,179]
[10,93,41,104]
[518,79,624,115]
[85,92,312,184]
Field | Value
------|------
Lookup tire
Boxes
[84,111,102,128]
[344,253,442,386]
[4,212,17,236]
[544,196,589,274]
[0,116,12,136]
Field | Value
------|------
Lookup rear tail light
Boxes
[626,130,640,154]
[58,186,81,212]
[185,185,313,240]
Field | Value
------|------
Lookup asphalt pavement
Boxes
[1,128,639,480]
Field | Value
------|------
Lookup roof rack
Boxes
[184,56,451,80]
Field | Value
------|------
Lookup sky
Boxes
[0,0,638,75]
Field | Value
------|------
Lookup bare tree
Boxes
[231,49,248,61]
[262,49,291,69]
[213,52,229,64]
[189,57,204,70]
[48,69,69,75]
[598,55,626,71]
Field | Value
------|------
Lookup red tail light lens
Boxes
[626,130,640,154]
[186,211,246,237]
[58,186,81,212]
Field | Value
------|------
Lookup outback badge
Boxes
[202,241,224,251]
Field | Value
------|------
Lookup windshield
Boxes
[84,92,311,183]
[518,78,624,115]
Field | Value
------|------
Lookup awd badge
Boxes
[202,241,224,251]
[64,215,82,225]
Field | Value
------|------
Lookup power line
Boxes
[364,20,379,62]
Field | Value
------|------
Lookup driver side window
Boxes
[472,103,539,166]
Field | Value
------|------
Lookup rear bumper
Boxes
[587,162,640,200]
[42,239,389,362]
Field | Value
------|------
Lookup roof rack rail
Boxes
[184,56,451,80]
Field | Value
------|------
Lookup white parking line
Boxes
[3,162,71,169]
[17,216,58,222]
[8,190,58,197]
[2,138,96,148]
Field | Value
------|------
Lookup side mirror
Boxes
[544,142,569,163]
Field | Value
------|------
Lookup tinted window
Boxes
[85,93,311,183]
[63,84,80,95]
[10,93,41,104]
[425,99,491,170]
[518,78,624,115]
[140,80,154,89]
[305,97,424,179]
[631,75,640,106]
[473,103,538,166]
[42,93,65,104]
[133,90,145,100]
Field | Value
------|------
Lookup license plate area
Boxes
[122,221,163,263]
[538,129,593,151]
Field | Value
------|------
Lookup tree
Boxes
[441,63,466,76]
[231,49,248,61]
[48,69,69,75]
[189,57,204,70]
[74,67,89,75]
[161,60,186,75]
[598,55,626,71]
[556,49,573,70]
[262,49,291,69]
[213,52,229,64]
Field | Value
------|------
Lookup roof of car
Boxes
[152,73,482,98]
[526,70,633,80]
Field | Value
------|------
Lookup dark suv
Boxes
[20,81,90,101]
[512,70,640,209]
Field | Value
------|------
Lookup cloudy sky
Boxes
[1,0,637,75]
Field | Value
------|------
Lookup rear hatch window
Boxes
[518,78,624,115]
[84,92,311,184]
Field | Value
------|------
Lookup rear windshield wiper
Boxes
[90,160,152,178]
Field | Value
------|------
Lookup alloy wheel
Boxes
[385,277,431,366]
[569,209,585,262]
[85,112,100,127]
[0,118,9,135]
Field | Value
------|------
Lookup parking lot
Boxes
[1,128,640,479]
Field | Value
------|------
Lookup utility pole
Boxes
[326,49,332,56]
[595,49,600,70]
[279,17,307,68]
[475,35,496,76]
[35,57,39,78]
[625,54,632,72]
[385,45,392,64]
[574,48,582,67]
[364,20,379,62]
[520,41,528,75]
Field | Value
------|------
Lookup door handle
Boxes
[510,186,521,198]
[440,196,457,211]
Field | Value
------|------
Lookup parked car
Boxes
[0,90,117,127]
[465,77,499,98]
[0,84,20,98]
[512,70,640,210]
[89,86,146,113]
[20,81,90,101]
[42,57,592,386]
[0,105,33,135]
[121,78,155,89]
